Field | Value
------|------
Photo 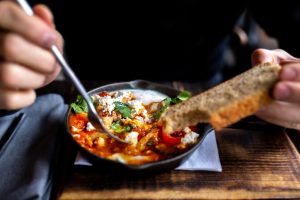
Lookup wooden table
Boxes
[42,81,300,200]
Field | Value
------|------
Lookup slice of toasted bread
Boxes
[160,62,281,133]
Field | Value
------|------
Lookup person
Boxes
[0,0,299,130]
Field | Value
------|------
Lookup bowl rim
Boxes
[65,80,212,171]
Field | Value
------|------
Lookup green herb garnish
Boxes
[171,90,192,104]
[114,101,132,118]
[111,120,131,133]
[177,90,192,101]
[153,97,172,120]
[153,90,192,120]
[70,95,88,114]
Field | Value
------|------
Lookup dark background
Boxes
[29,1,300,84]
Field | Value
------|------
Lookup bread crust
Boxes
[209,89,272,130]
[161,63,281,133]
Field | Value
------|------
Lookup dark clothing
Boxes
[0,94,68,200]
[31,1,300,82]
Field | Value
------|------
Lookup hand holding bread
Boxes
[252,49,300,131]
[161,62,281,133]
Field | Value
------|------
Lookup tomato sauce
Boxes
[69,89,199,165]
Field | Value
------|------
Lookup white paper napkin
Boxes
[74,129,222,172]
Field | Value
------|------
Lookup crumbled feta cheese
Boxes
[135,116,144,123]
[93,94,101,102]
[125,131,139,146]
[141,109,152,123]
[128,100,144,115]
[183,127,192,133]
[181,128,199,145]
[144,116,152,123]
[94,91,135,115]
[96,95,115,114]
[86,122,96,131]
[117,91,133,100]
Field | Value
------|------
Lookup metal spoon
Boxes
[16,0,128,143]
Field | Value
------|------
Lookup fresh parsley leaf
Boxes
[111,120,131,133]
[163,97,172,106]
[153,98,171,120]
[111,120,123,133]
[124,125,131,132]
[153,90,192,120]
[70,95,88,113]
[177,90,192,101]
[153,107,164,120]
[171,97,181,104]
[171,90,192,104]
[114,101,132,118]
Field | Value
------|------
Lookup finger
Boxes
[33,4,55,28]
[251,49,276,66]
[0,32,56,74]
[273,81,300,104]
[53,29,64,52]
[255,113,300,130]
[280,63,300,81]
[252,49,300,66]
[0,1,56,48]
[24,4,64,50]
[0,88,36,110]
[43,63,61,86]
[0,62,46,89]
[256,101,300,124]
[270,49,300,64]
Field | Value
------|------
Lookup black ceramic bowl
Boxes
[65,80,211,172]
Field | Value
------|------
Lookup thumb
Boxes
[251,49,276,66]
[251,48,300,66]
[33,4,55,28]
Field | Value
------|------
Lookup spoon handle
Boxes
[50,46,97,114]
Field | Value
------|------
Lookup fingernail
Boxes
[281,67,297,80]
[43,32,56,48]
[274,83,290,100]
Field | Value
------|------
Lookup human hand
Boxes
[0,1,63,110]
[252,49,300,130]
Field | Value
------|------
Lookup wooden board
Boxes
[58,128,300,199]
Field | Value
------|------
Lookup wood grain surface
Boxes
[58,127,300,199]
